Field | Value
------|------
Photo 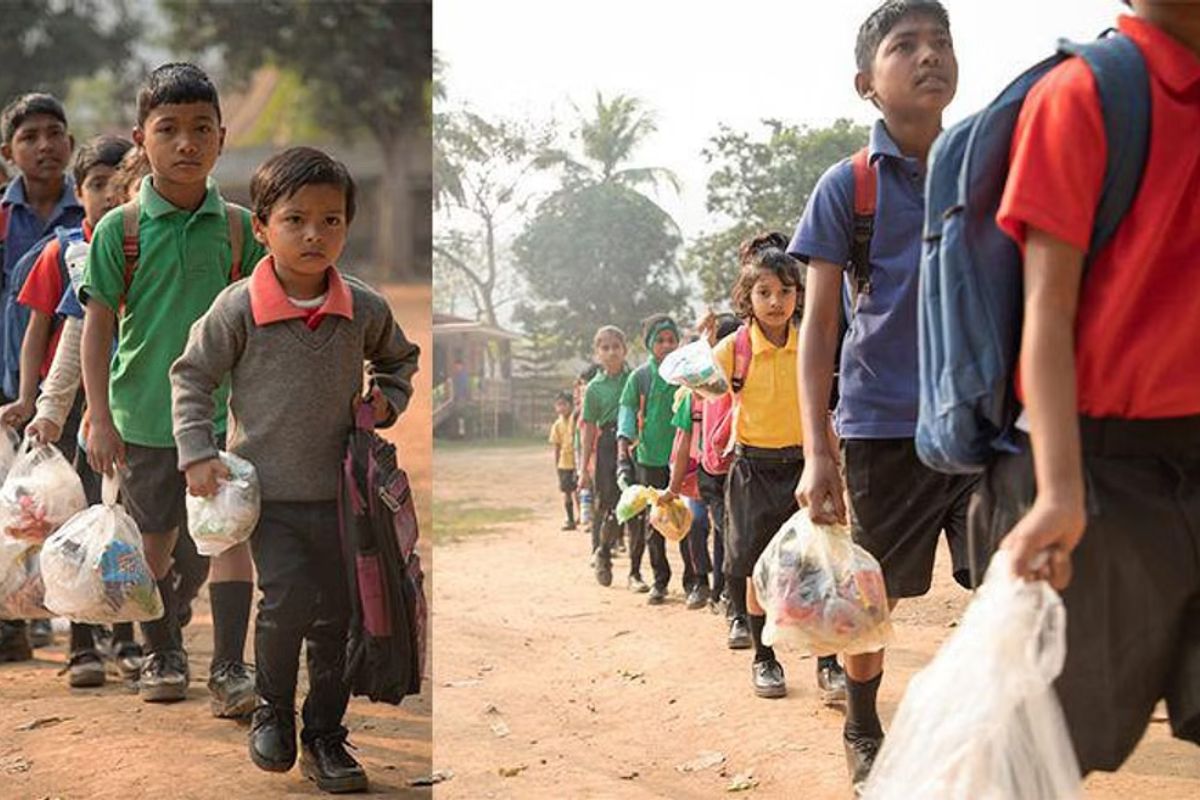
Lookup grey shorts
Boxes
[971,418,1200,773]
[843,437,980,598]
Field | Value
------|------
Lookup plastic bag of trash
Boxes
[659,339,729,399]
[648,496,693,542]
[753,508,891,655]
[861,550,1082,800]
[0,425,20,484]
[0,533,51,618]
[0,439,87,542]
[185,451,261,556]
[40,476,162,624]
[616,484,659,524]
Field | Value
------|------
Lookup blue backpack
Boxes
[916,33,1150,474]
[1,226,75,399]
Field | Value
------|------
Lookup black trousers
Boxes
[628,463,671,590]
[698,467,728,599]
[250,500,351,741]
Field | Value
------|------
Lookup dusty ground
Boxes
[431,443,1200,799]
[0,284,433,800]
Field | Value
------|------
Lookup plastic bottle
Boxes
[63,231,89,294]
[579,488,593,526]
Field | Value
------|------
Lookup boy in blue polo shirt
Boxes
[0,92,82,661]
[789,1,977,791]
[81,63,266,713]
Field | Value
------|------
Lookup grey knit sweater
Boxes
[170,273,420,501]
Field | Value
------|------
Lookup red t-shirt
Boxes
[16,222,92,379]
[997,15,1200,419]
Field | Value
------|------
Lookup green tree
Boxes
[160,0,431,281]
[686,118,869,304]
[434,110,551,327]
[0,1,141,106]
[516,93,687,357]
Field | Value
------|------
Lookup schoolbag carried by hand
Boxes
[916,32,1149,474]
[338,402,426,704]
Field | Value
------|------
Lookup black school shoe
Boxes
[685,582,710,610]
[0,622,32,662]
[646,585,667,605]
[140,649,189,702]
[727,616,752,650]
[66,649,107,688]
[300,730,369,794]
[817,659,847,705]
[209,660,258,718]
[752,658,787,699]
[250,703,298,773]
[29,619,54,648]
[593,550,613,587]
[844,730,883,794]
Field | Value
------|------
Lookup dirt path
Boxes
[0,285,433,799]
[431,443,1200,799]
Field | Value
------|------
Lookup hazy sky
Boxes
[436,0,1129,239]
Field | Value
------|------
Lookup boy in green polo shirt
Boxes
[80,63,266,712]
[617,314,680,606]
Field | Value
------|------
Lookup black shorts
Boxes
[557,468,578,494]
[593,423,621,513]
[698,467,728,531]
[725,446,802,578]
[843,438,979,598]
[971,418,1200,773]
[122,444,188,534]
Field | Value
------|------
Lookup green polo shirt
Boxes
[671,388,693,433]
[81,176,266,448]
[617,358,675,468]
[582,366,629,428]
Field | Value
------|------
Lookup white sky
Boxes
[436,0,1129,240]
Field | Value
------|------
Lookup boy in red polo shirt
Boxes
[973,0,1200,774]
[171,146,419,793]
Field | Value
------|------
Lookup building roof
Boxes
[433,314,522,342]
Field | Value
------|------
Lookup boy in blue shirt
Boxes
[789,1,977,791]
[0,92,82,661]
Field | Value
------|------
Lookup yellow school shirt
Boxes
[548,415,577,470]
[713,320,804,449]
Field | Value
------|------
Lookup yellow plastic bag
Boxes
[616,484,659,523]
[649,497,692,542]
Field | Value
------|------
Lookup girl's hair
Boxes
[730,232,804,321]
[111,147,151,200]
[593,325,627,350]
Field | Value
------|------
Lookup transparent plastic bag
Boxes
[185,451,261,556]
[648,496,692,542]
[0,425,20,484]
[0,533,51,619]
[0,439,87,542]
[752,508,892,655]
[658,339,729,399]
[616,484,659,524]
[40,476,162,624]
[862,551,1082,800]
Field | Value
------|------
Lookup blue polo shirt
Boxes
[1,176,84,291]
[789,119,927,439]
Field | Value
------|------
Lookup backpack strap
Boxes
[121,199,140,295]
[635,364,653,440]
[225,202,246,281]
[729,324,752,394]
[848,146,877,301]
[1057,32,1150,259]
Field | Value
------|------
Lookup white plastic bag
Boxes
[185,451,261,556]
[752,508,892,655]
[0,533,51,619]
[0,425,20,484]
[0,439,87,542]
[659,339,729,399]
[40,476,163,624]
[862,551,1082,800]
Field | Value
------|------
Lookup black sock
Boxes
[112,622,135,646]
[564,496,575,525]
[845,672,884,739]
[817,654,839,670]
[209,580,253,668]
[727,575,748,618]
[747,614,775,663]
[69,623,95,653]
[141,576,178,654]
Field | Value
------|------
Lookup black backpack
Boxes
[338,404,426,703]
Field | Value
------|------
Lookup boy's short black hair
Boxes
[136,62,221,126]
[72,135,133,186]
[1,93,68,145]
[250,146,357,224]
[855,1,951,73]
[731,232,804,321]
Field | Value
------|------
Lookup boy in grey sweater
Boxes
[170,147,419,793]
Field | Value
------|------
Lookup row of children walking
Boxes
[0,62,419,794]
[557,0,1200,793]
